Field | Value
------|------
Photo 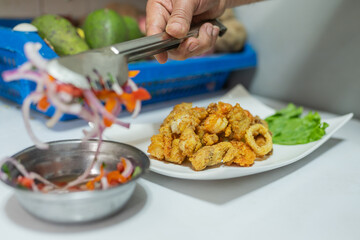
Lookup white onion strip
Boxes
[28,172,58,189]
[22,92,49,149]
[24,42,48,70]
[126,78,142,118]
[46,108,63,128]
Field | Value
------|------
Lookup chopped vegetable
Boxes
[131,166,142,178]
[265,103,329,145]
[1,42,151,149]
[1,156,136,192]
[0,42,148,193]
[1,164,9,175]
[17,176,34,189]
[1,164,11,180]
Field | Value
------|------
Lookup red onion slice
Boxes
[121,158,134,179]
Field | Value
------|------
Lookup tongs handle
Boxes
[111,19,227,62]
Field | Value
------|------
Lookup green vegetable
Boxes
[123,16,144,40]
[1,163,9,174]
[32,14,89,56]
[83,8,127,49]
[1,164,10,176]
[265,103,329,145]
[131,166,142,178]
[1,164,11,180]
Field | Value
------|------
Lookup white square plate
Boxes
[103,85,353,180]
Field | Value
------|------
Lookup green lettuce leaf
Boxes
[265,104,329,145]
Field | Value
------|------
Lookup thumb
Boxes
[166,1,196,38]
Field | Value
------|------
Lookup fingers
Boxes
[168,23,220,61]
[146,0,171,63]
[166,0,196,39]
[145,0,222,63]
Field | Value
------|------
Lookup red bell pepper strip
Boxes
[37,95,51,111]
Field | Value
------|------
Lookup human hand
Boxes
[146,0,229,63]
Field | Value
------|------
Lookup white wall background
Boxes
[0,0,359,118]
[234,0,360,118]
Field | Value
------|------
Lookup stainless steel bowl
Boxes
[0,139,150,223]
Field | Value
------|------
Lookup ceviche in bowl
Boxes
[0,139,150,223]
[0,41,153,223]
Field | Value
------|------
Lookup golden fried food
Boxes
[169,139,186,164]
[202,113,229,134]
[148,102,207,162]
[227,104,254,141]
[179,128,202,157]
[159,124,173,160]
[245,124,273,156]
[148,134,165,160]
[207,102,233,115]
[223,141,256,167]
[147,102,273,171]
[202,132,219,146]
[189,142,232,171]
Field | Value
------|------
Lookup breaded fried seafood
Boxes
[147,102,273,171]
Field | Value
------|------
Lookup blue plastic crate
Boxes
[0,19,257,120]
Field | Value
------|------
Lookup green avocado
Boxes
[32,14,89,56]
[83,8,128,49]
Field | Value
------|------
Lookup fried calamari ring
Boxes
[245,124,272,156]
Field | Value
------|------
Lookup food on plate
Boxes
[245,124,273,156]
[265,103,329,145]
[148,102,273,171]
[189,142,232,170]
[0,42,150,192]
[32,14,89,56]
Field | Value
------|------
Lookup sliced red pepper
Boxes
[56,84,83,97]
[93,164,105,182]
[37,95,51,111]
[48,75,56,82]
[132,88,151,101]
[85,164,105,190]
[120,92,136,112]
[17,176,34,189]
[86,180,95,190]
[117,161,124,172]
[103,97,118,127]
[119,88,151,112]
[128,70,140,78]
[107,170,127,184]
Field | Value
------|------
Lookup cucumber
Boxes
[32,14,89,56]
[83,8,127,49]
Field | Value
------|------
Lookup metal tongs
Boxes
[46,19,227,92]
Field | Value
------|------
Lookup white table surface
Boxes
[0,89,359,240]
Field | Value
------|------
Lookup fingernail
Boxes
[206,25,213,36]
[188,42,199,52]
[212,26,220,36]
